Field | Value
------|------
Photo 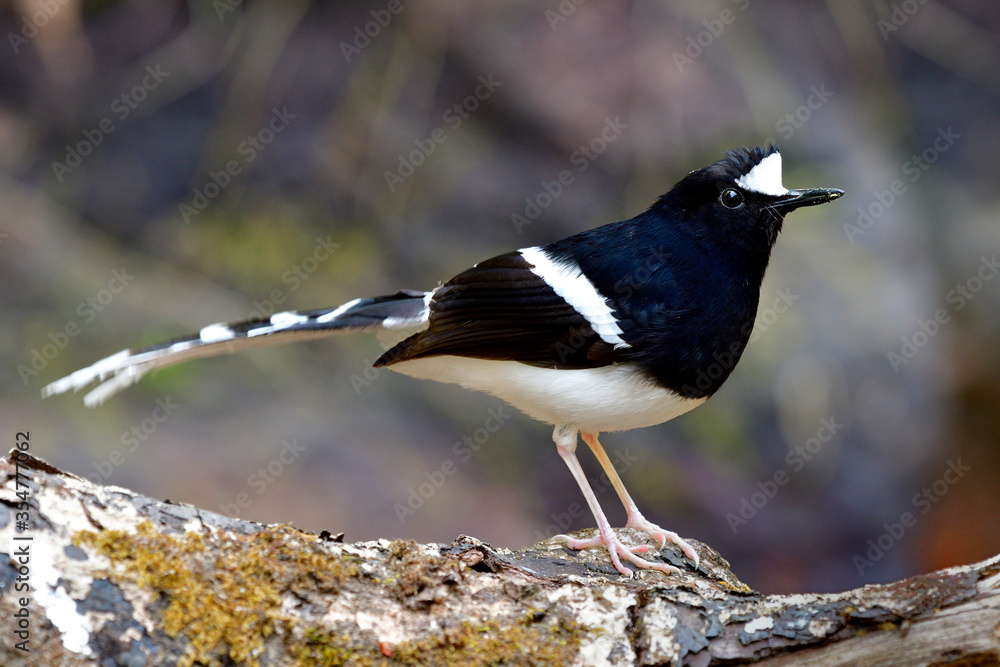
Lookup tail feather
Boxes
[41,290,430,407]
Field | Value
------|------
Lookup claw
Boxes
[553,428,699,577]
[554,530,682,578]
[554,533,649,554]
[625,512,700,569]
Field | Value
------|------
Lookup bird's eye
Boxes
[720,189,744,209]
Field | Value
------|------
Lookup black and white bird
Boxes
[43,145,842,577]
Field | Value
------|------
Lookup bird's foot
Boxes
[625,512,700,569]
[554,528,681,578]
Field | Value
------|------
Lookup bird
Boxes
[43,145,843,578]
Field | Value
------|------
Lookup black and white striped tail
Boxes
[41,290,430,407]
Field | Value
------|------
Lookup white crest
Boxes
[735,151,788,196]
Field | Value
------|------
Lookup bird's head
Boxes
[658,145,843,262]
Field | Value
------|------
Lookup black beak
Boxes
[772,187,844,211]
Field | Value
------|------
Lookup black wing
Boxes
[374,251,623,368]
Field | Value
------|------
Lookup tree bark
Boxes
[1,448,997,667]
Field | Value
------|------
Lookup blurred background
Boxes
[2,0,998,595]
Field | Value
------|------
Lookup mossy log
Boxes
[1,449,998,666]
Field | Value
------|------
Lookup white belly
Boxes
[389,356,705,433]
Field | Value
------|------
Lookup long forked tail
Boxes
[41,290,430,407]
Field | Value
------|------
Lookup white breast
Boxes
[389,356,704,433]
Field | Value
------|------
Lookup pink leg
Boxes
[551,425,681,577]
[581,431,699,568]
